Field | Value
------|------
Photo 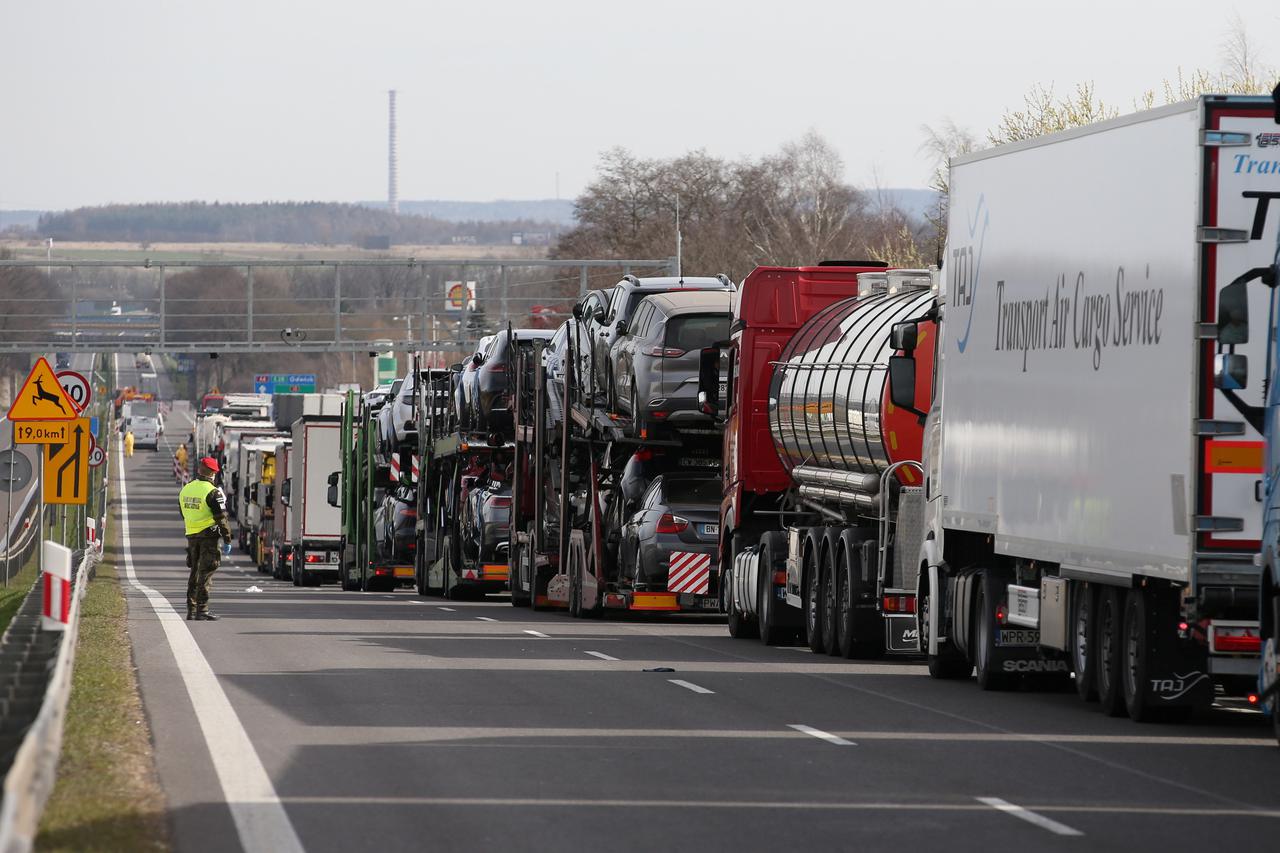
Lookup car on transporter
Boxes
[618,472,722,595]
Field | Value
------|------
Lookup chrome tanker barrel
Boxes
[768,269,936,508]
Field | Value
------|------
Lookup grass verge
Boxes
[36,518,171,852]
[0,541,39,637]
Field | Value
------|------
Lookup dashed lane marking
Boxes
[476,616,497,622]
[440,607,456,612]
[669,679,714,694]
[977,797,1084,837]
[788,724,856,746]
[523,629,550,638]
[116,412,304,853]
[584,651,618,661]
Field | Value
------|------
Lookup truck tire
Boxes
[973,570,1014,691]
[1121,587,1192,722]
[819,539,840,656]
[757,532,790,646]
[803,536,824,654]
[510,535,531,607]
[919,574,969,679]
[836,534,882,659]
[1095,586,1126,717]
[1267,587,1280,747]
[1071,582,1098,702]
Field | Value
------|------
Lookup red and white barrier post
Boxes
[41,541,73,631]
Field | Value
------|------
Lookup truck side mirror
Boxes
[888,355,918,410]
[1218,279,1250,345]
[615,319,628,336]
[281,479,291,507]
[326,471,340,507]
[891,321,918,352]
[1214,353,1248,391]
[572,303,583,320]
[697,346,721,415]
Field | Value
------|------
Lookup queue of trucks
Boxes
[172,93,1280,741]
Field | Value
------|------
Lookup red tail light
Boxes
[1215,634,1262,654]
[397,508,418,519]
[633,448,654,462]
[656,513,689,534]
[305,553,325,563]
[995,602,1007,625]
[488,496,512,508]
[643,345,686,357]
[882,595,916,613]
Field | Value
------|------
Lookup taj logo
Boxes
[1149,671,1210,701]
[952,195,989,354]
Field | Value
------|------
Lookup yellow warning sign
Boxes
[13,422,71,444]
[43,419,91,505]
[7,357,78,421]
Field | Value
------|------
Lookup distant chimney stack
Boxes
[388,89,399,215]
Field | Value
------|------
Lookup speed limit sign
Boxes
[56,370,91,414]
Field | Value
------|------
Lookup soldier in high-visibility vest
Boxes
[178,456,233,621]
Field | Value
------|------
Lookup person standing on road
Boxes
[124,427,135,458]
[174,442,189,482]
[178,456,232,621]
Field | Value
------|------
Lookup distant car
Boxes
[619,473,722,592]
[374,483,417,563]
[462,480,512,563]
[544,319,591,403]
[610,291,732,436]
[471,328,555,431]
[134,352,152,370]
[578,275,734,407]
[378,373,423,452]
[54,352,71,369]
[364,380,399,413]
[455,335,496,429]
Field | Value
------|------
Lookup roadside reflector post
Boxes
[41,540,73,631]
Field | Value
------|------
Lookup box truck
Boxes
[290,416,343,585]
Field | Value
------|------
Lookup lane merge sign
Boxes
[7,358,78,421]
[43,418,91,505]
[56,370,91,414]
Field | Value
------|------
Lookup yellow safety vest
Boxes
[180,479,218,535]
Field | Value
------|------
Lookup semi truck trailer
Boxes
[902,94,1280,720]
[289,416,342,585]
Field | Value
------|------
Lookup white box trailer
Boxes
[288,417,343,585]
[911,95,1279,720]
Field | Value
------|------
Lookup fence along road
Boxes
[105,358,1280,852]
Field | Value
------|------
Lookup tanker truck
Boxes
[703,261,932,656]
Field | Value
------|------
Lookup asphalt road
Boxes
[106,356,1280,853]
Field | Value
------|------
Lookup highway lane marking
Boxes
[115,421,305,853]
[585,651,619,661]
[977,797,1084,837]
[440,607,456,612]
[788,724,856,746]
[669,679,714,694]
[524,629,550,638]
[476,616,497,622]
[272,798,1280,819]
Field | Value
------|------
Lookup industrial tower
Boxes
[388,89,399,215]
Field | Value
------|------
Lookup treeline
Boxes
[553,132,932,283]
[35,201,559,246]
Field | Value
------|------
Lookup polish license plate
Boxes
[997,628,1039,647]
[701,596,719,610]
[702,524,719,536]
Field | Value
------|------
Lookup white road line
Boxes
[524,629,550,638]
[977,797,1084,837]
[788,724,856,746]
[475,615,496,622]
[669,679,714,694]
[585,651,619,661]
[116,437,305,853]
[440,607,456,612]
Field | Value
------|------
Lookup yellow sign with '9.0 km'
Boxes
[13,422,71,445]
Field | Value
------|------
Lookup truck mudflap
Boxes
[884,614,919,654]
[984,627,1073,676]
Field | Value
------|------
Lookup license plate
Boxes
[997,628,1039,647]
[678,457,719,468]
[701,523,719,536]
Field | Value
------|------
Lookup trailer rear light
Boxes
[633,448,654,461]
[1248,693,1260,705]
[305,553,325,563]
[643,346,686,357]
[374,566,391,576]
[995,602,1008,625]
[656,514,690,533]
[1211,623,1261,654]
[882,595,915,613]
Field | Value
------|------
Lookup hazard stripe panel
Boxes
[667,551,711,595]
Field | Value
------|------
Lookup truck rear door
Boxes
[1198,97,1280,556]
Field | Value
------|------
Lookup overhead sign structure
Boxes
[43,418,91,505]
[13,422,71,445]
[56,370,91,413]
[254,373,317,394]
[7,357,78,421]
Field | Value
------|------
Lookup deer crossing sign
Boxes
[7,358,78,421]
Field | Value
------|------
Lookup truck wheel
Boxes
[836,539,881,659]
[920,575,970,679]
[1122,587,1170,722]
[1071,582,1098,702]
[974,570,1014,691]
[1267,589,1280,747]
[820,545,839,656]
[757,532,790,645]
[1095,586,1126,717]
[803,541,824,654]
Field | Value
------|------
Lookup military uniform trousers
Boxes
[186,530,222,614]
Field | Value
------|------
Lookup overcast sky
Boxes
[2,0,1278,211]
